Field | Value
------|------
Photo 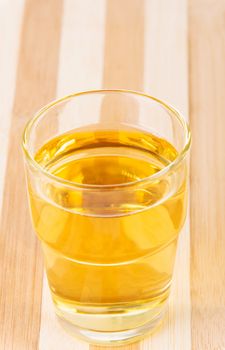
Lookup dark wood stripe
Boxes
[189,1,225,349]
[102,0,144,90]
[92,0,145,349]
[0,0,63,348]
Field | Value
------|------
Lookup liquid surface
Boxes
[29,128,187,331]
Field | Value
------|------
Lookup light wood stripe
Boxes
[39,1,105,349]
[141,1,190,349]
[0,0,63,348]
[56,0,106,96]
[189,1,225,349]
[0,0,25,212]
[143,0,188,111]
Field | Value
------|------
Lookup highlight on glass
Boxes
[22,90,191,345]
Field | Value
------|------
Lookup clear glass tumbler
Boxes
[22,90,191,345]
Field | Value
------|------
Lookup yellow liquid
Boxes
[29,128,187,333]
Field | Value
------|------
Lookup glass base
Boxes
[54,297,168,346]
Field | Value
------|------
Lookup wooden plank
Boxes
[102,0,144,90]
[189,1,225,349]
[57,0,106,96]
[143,0,188,111]
[38,1,105,349]
[0,0,25,212]
[0,0,63,348]
[141,1,191,350]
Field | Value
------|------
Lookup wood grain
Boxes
[102,0,144,90]
[189,1,225,349]
[0,0,25,212]
[57,0,106,95]
[0,0,63,348]
[99,0,144,129]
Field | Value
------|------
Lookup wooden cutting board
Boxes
[0,0,224,349]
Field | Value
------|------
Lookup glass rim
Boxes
[22,89,191,189]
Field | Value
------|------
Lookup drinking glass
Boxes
[22,90,191,345]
